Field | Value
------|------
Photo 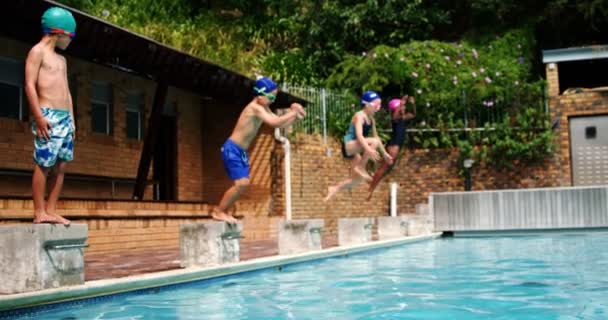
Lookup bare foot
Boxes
[212,210,238,224]
[353,166,372,182]
[52,214,71,226]
[46,210,71,226]
[324,186,338,202]
[226,214,238,224]
[33,212,61,224]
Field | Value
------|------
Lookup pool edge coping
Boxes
[0,233,442,312]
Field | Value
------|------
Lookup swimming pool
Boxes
[3,232,608,319]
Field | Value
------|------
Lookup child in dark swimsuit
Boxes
[324,91,393,202]
[367,96,416,200]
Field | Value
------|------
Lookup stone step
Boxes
[0,198,209,211]
[0,208,220,220]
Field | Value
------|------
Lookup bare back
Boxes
[27,42,71,110]
[228,101,265,150]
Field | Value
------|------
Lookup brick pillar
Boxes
[546,63,560,97]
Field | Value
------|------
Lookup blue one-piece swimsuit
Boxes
[341,121,372,158]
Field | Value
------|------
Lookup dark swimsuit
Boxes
[387,118,406,147]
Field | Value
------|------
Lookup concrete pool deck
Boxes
[0,233,441,312]
[83,237,340,281]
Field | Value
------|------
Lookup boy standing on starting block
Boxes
[212,77,306,223]
[25,7,77,225]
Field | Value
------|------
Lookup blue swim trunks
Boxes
[32,107,74,168]
[221,139,250,180]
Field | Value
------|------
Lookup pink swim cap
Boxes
[388,99,401,111]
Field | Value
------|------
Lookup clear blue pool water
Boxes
[4,232,608,319]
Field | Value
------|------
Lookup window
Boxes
[91,81,113,134]
[163,101,177,116]
[0,58,24,120]
[586,126,597,139]
[126,92,144,140]
[559,59,608,93]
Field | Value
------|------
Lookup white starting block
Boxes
[377,216,409,240]
[338,217,374,246]
[278,219,324,255]
[179,222,243,268]
[0,224,88,294]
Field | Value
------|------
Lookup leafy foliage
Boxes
[325,29,554,168]
[59,0,608,84]
[57,0,599,168]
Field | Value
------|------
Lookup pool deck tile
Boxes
[84,237,340,281]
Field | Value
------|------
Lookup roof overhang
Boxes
[542,45,608,64]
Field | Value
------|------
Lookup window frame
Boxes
[125,92,145,140]
[91,99,111,135]
[90,81,113,135]
[0,57,25,121]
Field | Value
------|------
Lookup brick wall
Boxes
[274,134,563,237]
[271,61,608,237]
[0,33,287,247]
[546,61,608,186]
[0,36,204,201]
[200,100,277,212]
[549,92,608,186]
[0,199,279,255]
[175,88,203,201]
[5,32,608,250]
[546,63,560,97]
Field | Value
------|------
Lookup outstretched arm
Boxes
[403,96,416,120]
[253,103,304,128]
[371,118,392,163]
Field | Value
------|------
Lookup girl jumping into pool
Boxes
[367,95,416,200]
[324,91,393,202]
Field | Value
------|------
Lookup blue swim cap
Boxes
[41,7,76,38]
[253,77,278,96]
[361,91,380,106]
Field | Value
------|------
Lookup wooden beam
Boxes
[133,81,168,200]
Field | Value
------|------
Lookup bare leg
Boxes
[324,176,364,202]
[350,154,371,182]
[367,162,390,200]
[355,138,382,182]
[32,165,59,224]
[45,161,70,225]
[367,145,400,200]
[325,154,367,202]
[213,178,249,223]
[326,137,384,201]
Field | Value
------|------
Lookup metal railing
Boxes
[281,83,355,143]
[281,83,547,141]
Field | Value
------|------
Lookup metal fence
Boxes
[281,83,355,143]
[432,186,608,232]
[281,83,548,142]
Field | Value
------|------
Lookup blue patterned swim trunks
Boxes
[32,107,74,168]
[221,139,250,180]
